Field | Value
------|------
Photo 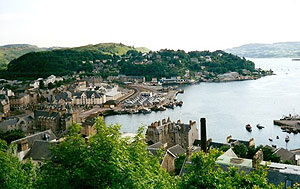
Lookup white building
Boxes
[72,91,106,105]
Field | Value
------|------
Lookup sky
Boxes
[1,0,300,51]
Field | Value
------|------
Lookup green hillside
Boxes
[71,43,150,55]
[0,44,45,70]
[3,42,258,81]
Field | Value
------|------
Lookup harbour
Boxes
[105,58,300,150]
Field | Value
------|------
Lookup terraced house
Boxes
[72,91,106,105]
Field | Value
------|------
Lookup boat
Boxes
[256,124,265,129]
[276,136,279,139]
[245,124,252,132]
[176,101,183,107]
[178,89,184,94]
[285,135,290,143]
[272,144,277,148]
[292,128,298,134]
[286,129,292,134]
[292,58,300,61]
[269,137,273,142]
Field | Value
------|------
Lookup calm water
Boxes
[105,58,300,150]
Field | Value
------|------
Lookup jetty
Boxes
[273,115,300,134]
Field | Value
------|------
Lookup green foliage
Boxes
[219,145,230,152]
[0,130,25,144]
[179,149,282,188]
[232,143,248,158]
[233,144,280,163]
[35,117,176,189]
[175,154,186,175]
[67,122,82,136]
[0,44,44,69]
[47,82,55,89]
[0,139,36,189]
[3,43,256,81]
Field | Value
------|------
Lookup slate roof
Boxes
[147,142,163,156]
[34,110,59,119]
[0,118,19,132]
[273,148,295,161]
[73,91,103,99]
[25,140,57,161]
[12,129,57,150]
[55,92,71,102]
[167,144,186,158]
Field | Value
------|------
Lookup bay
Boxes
[105,58,300,150]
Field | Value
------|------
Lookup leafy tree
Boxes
[0,130,25,144]
[0,139,35,189]
[232,143,248,158]
[35,118,176,189]
[175,154,186,175]
[179,149,282,188]
[47,82,55,89]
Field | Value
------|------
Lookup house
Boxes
[273,148,296,164]
[0,94,10,115]
[103,100,119,108]
[290,148,300,166]
[118,75,145,83]
[34,110,60,132]
[0,115,35,133]
[9,93,31,110]
[72,91,106,105]
[146,118,199,149]
[216,148,300,188]
[54,92,72,104]
[11,129,57,161]
[24,140,57,162]
[161,144,186,173]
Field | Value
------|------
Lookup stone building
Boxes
[146,118,199,149]
[9,93,30,110]
[0,94,10,115]
[72,91,106,105]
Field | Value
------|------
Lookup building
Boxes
[161,144,186,173]
[72,91,106,105]
[118,75,145,83]
[0,115,34,133]
[11,130,57,161]
[9,93,31,110]
[146,118,199,149]
[0,94,10,115]
[216,148,300,188]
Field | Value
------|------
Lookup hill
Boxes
[225,42,300,58]
[72,43,150,55]
[0,44,47,70]
[3,43,257,80]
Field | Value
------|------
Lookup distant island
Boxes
[225,42,300,58]
[1,43,271,82]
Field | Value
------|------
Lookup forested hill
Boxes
[4,43,255,80]
[225,42,300,58]
[0,44,47,70]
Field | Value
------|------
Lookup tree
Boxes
[47,82,55,89]
[0,130,25,144]
[35,118,176,189]
[0,139,35,189]
[232,143,248,158]
[179,149,282,188]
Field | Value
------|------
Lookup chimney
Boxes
[189,120,192,125]
[249,138,255,147]
[226,135,232,144]
[200,118,207,153]
[177,120,181,124]
[252,149,263,168]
